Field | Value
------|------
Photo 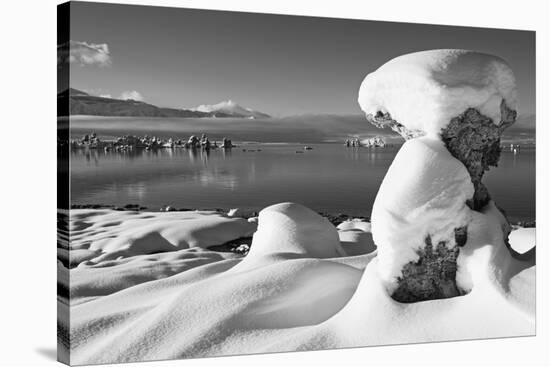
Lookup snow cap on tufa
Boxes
[358,49,517,139]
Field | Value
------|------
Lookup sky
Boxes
[66,1,536,117]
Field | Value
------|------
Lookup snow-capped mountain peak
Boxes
[190,100,270,119]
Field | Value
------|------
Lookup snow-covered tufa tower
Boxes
[358,50,518,302]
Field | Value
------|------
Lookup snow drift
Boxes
[60,205,534,365]
[68,209,256,264]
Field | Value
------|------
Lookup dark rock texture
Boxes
[390,100,516,303]
[367,101,516,211]
[454,226,468,247]
[392,232,466,303]
[440,100,517,210]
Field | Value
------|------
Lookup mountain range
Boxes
[58,88,270,119]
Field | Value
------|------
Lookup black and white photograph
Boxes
[53,1,537,365]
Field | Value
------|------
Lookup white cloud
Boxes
[57,40,111,67]
[119,90,144,101]
[99,94,112,98]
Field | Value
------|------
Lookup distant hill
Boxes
[57,89,270,119]
[190,100,271,119]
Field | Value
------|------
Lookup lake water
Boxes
[70,143,535,222]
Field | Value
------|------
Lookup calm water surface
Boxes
[70,144,535,222]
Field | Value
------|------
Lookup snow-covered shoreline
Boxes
[58,204,535,365]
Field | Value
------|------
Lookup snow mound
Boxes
[509,227,535,254]
[371,136,474,291]
[358,49,517,137]
[243,203,346,262]
[337,219,371,232]
[338,230,376,256]
[69,256,365,364]
[69,210,256,264]
[337,219,376,256]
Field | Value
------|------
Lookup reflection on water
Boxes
[125,182,147,201]
[70,144,535,221]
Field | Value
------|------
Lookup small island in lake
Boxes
[71,131,235,151]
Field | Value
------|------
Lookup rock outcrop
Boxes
[358,49,518,303]
[441,100,517,210]
[362,136,387,147]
